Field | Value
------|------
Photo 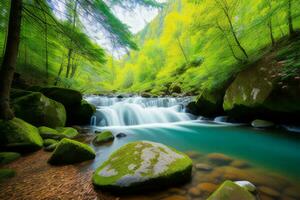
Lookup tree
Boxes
[0,0,22,120]
[287,0,294,36]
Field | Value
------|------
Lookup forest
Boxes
[0,0,300,200]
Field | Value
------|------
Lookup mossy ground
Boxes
[92,141,192,192]
[48,138,95,165]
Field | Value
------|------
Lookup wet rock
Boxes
[207,180,256,200]
[0,152,21,164]
[188,186,201,196]
[235,181,256,193]
[207,153,233,165]
[231,160,251,169]
[39,126,62,140]
[56,127,79,139]
[43,139,58,147]
[92,141,192,192]
[194,163,213,171]
[116,133,127,138]
[161,195,188,200]
[185,151,203,159]
[283,186,300,199]
[197,182,218,193]
[168,188,186,195]
[48,138,95,165]
[92,131,114,145]
[0,118,43,152]
[259,186,280,198]
[68,100,96,125]
[251,119,275,128]
[44,143,57,152]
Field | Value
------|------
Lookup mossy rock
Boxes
[44,143,58,152]
[38,126,63,140]
[93,131,114,145]
[92,141,192,193]
[207,180,256,200]
[0,152,21,164]
[56,127,79,139]
[0,118,43,152]
[40,87,82,108]
[251,119,275,128]
[43,139,58,147]
[0,169,15,182]
[48,138,95,165]
[12,92,66,128]
[67,100,96,125]
[10,88,32,99]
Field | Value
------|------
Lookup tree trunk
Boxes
[54,58,64,86]
[43,12,49,79]
[268,19,275,46]
[176,37,189,63]
[287,0,294,36]
[0,0,22,120]
[65,48,72,78]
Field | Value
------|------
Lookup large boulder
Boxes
[207,180,256,200]
[12,92,66,128]
[92,131,114,146]
[223,52,300,123]
[38,126,79,140]
[0,118,43,152]
[48,138,95,165]
[40,87,95,125]
[92,141,192,193]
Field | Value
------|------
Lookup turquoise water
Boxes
[91,121,300,179]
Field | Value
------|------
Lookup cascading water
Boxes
[85,96,195,127]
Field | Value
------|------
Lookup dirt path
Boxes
[0,150,115,200]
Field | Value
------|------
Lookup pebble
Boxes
[231,160,250,169]
[116,132,127,138]
[259,186,280,197]
[197,182,218,193]
[194,163,213,171]
[161,195,188,200]
[188,187,201,196]
[207,153,233,165]
[234,180,256,192]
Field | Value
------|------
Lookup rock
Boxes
[44,143,57,152]
[194,163,213,171]
[0,152,21,164]
[188,187,202,196]
[38,126,63,140]
[67,100,96,125]
[259,186,280,198]
[56,127,79,139]
[141,92,151,98]
[197,182,218,193]
[207,180,256,200]
[0,118,43,152]
[92,131,114,145]
[40,87,82,108]
[92,141,192,192]
[161,195,188,200]
[0,169,15,181]
[48,138,95,165]
[169,84,181,94]
[12,92,66,128]
[10,88,32,99]
[251,119,275,128]
[223,54,300,123]
[235,181,256,193]
[43,139,58,147]
[207,153,233,165]
[231,160,251,169]
[116,132,127,138]
[283,186,300,198]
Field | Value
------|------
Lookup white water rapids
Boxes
[85,96,195,127]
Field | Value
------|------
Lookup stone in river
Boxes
[231,160,251,168]
[251,119,275,128]
[195,163,213,171]
[92,141,192,193]
[161,195,188,200]
[207,153,233,165]
[235,180,256,193]
[259,186,280,198]
[197,182,218,193]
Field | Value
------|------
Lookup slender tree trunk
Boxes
[224,11,248,59]
[55,58,64,86]
[0,0,22,120]
[65,48,72,78]
[176,37,189,63]
[287,0,294,36]
[43,13,48,79]
[268,20,275,46]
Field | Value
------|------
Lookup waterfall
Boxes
[85,96,195,127]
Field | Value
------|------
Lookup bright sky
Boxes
[49,0,166,57]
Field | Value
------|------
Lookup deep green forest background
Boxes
[0,0,299,95]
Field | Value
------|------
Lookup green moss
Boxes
[92,141,192,192]
[39,126,63,140]
[56,127,79,138]
[93,131,114,145]
[43,139,58,147]
[207,180,256,200]
[48,138,95,165]
[44,143,58,152]
[0,118,43,152]
[0,169,16,182]
[0,152,21,164]
[12,92,66,128]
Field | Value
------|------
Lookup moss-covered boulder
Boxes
[223,50,300,123]
[48,138,95,165]
[40,87,82,108]
[0,169,15,182]
[207,180,256,200]
[0,118,43,152]
[38,126,78,140]
[44,143,58,152]
[56,127,79,138]
[0,152,21,164]
[92,141,192,193]
[12,92,66,128]
[43,139,58,147]
[251,119,274,128]
[93,131,114,145]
